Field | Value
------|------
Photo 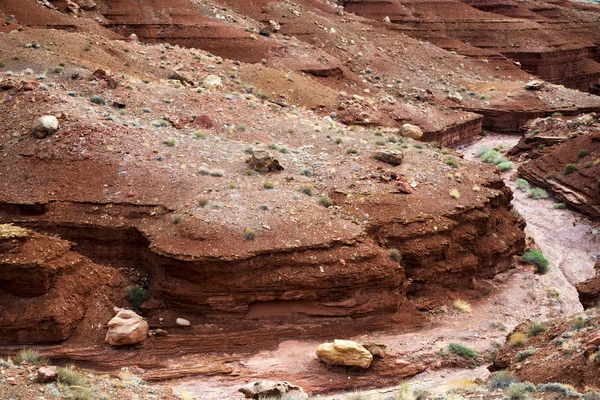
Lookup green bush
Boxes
[515,179,530,191]
[553,203,566,209]
[446,158,459,169]
[263,181,274,190]
[299,185,314,196]
[578,149,589,159]
[163,139,176,147]
[389,248,402,263]
[564,164,577,175]
[320,196,334,208]
[488,370,516,389]
[516,347,536,361]
[497,161,514,172]
[447,343,477,358]
[527,322,547,337]
[90,95,105,105]
[527,187,548,200]
[521,249,549,274]
[125,285,149,308]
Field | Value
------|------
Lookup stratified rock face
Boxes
[518,130,600,220]
[0,225,126,344]
[105,310,149,346]
[576,261,600,309]
[316,339,373,368]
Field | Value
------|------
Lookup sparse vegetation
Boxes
[14,348,47,365]
[299,185,314,196]
[193,130,207,139]
[516,347,536,361]
[537,382,579,397]
[497,161,514,171]
[447,343,477,358]
[446,158,459,168]
[90,95,105,105]
[320,196,334,208]
[507,383,530,400]
[551,112,563,117]
[564,163,577,175]
[171,214,183,224]
[389,248,402,263]
[243,227,256,240]
[453,299,472,313]
[527,187,548,200]
[125,285,149,308]
[521,249,549,274]
[515,179,530,191]
[198,197,208,207]
[488,370,516,389]
[449,188,460,199]
[553,203,566,209]
[58,366,87,386]
[527,322,547,337]
[509,332,528,347]
[163,138,176,147]
[263,181,274,190]
[578,149,589,159]
[346,148,359,154]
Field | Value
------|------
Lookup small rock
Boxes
[372,150,404,166]
[448,92,463,103]
[176,318,191,327]
[239,380,307,400]
[38,366,58,383]
[246,150,284,173]
[383,16,391,23]
[316,339,373,368]
[525,80,544,90]
[154,329,168,336]
[32,116,59,139]
[128,33,139,43]
[203,75,221,87]
[399,123,423,139]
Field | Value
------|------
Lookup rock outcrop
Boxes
[316,340,373,368]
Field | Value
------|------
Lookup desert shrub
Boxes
[446,158,459,168]
[193,130,207,139]
[578,149,589,159]
[209,169,224,177]
[153,119,170,127]
[320,196,333,208]
[299,185,314,196]
[509,332,528,347]
[453,299,472,313]
[521,249,549,274]
[163,139,176,147]
[125,285,149,308]
[14,349,47,365]
[300,168,312,177]
[497,161,514,171]
[90,95,105,105]
[527,322,547,337]
[571,316,591,330]
[553,203,566,209]
[515,179,530,191]
[447,343,477,358]
[243,227,256,240]
[346,148,358,154]
[537,383,579,397]
[551,112,563,117]
[564,164,577,175]
[516,347,536,361]
[449,188,460,199]
[584,391,600,400]
[394,382,427,400]
[476,146,493,157]
[507,383,530,400]
[527,187,548,199]
[58,366,87,386]
[237,124,247,132]
[375,139,386,146]
[488,370,516,389]
[171,214,183,224]
[263,181,274,190]
[389,248,402,263]
[198,198,208,207]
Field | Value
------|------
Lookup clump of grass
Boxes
[578,149,589,159]
[90,95,105,105]
[516,347,536,361]
[509,332,528,347]
[527,322,547,337]
[488,370,516,389]
[515,179,530,191]
[527,187,548,200]
[449,188,460,199]
[299,185,314,196]
[263,181,274,190]
[446,158,459,169]
[171,214,183,224]
[447,343,477,358]
[125,285,149,308]
[14,349,47,365]
[564,164,577,175]
[320,196,333,208]
[453,299,472,313]
[193,130,207,139]
[58,366,87,386]
[163,139,176,147]
[389,248,402,263]
[243,227,256,240]
[521,249,549,274]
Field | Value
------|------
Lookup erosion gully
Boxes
[168,134,599,399]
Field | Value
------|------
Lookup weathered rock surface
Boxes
[32,115,59,138]
[316,340,373,368]
[37,366,58,383]
[372,149,404,166]
[576,261,600,309]
[238,380,307,400]
[105,310,149,346]
[176,318,191,327]
[399,123,423,139]
[246,150,284,173]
